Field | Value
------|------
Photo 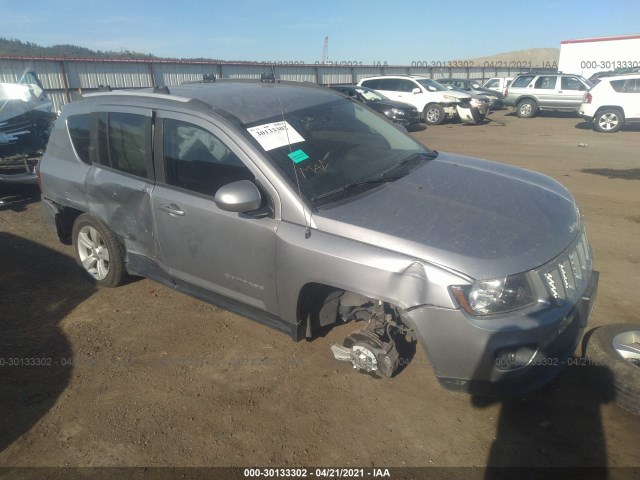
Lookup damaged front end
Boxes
[0,71,56,184]
[327,292,414,378]
[456,96,491,125]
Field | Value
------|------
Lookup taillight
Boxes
[504,89,508,97]
[584,92,593,104]
[35,158,43,192]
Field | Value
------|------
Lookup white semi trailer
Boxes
[558,33,640,79]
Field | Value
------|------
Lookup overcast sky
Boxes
[1,0,638,64]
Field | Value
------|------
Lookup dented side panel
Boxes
[84,166,159,260]
[275,220,468,327]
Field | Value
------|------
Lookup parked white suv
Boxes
[483,77,513,97]
[580,74,640,132]
[357,75,471,125]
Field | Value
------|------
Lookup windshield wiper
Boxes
[311,152,436,205]
[379,152,436,177]
[311,176,400,203]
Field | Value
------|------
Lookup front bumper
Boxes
[401,269,599,397]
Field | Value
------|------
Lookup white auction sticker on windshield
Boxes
[247,121,305,151]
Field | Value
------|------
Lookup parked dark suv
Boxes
[39,80,598,395]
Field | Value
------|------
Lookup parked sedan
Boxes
[330,85,421,128]
[438,78,504,109]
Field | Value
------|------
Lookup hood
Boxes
[367,99,417,112]
[440,89,471,100]
[313,153,580,280]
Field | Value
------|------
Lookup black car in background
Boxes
[329,85,422,128]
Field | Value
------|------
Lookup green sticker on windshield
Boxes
[288,149,309,164]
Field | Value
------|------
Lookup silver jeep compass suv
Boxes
[39,80,598,395]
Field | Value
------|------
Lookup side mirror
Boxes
[412,87,421,94]
[427,86,436,92]
[445,85,453,90]
[215,180,262,213]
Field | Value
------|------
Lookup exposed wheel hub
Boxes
[331,330,399,378]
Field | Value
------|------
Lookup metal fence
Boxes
[0,56,557,111]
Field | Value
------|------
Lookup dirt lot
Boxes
[1,110,639,474]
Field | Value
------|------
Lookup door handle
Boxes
[159,204,185,216]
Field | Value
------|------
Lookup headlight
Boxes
[390,108,406,116]
[450,273,537,315]
[443,95,460,102]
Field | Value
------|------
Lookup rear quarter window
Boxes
[67,114,92,165]
[610,80,625,93]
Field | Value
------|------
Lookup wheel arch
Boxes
[595,105,625,119]
[516,96,539,107]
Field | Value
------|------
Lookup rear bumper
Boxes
[0,172,37,184]
[401,270,599,397]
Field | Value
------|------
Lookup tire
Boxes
[423,104,445,125]
[594,108,623,133]
[72,213,127,288]
[585,323,640,415]
[516,99,538,118]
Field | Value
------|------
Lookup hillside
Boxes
[0,38,158,60]
[0,38,559,67]
[461,48,559,69]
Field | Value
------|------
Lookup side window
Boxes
[378,78,400,91]
[163,119,253,196]
[511,75,535,88]
[360,79,380,90]
[67,114,92,165]
[397,79,416,92]
[96,112,150,178]
[624,79,640,93]
[561,77,586,91]
[534,76,557,89]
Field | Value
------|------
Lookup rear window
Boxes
[511,75,535,88]
[67,114,91,165]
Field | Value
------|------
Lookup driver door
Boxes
[151,111,280,315]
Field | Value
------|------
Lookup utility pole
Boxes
[322,36,328,64]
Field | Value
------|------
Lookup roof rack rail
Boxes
[153,85,170,94]
[97,85,112,91]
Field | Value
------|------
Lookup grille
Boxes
[543,231,592,304]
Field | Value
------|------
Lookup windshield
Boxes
[356,87,388,102]
[244,99,433,206]
[470,81,482,89]
[415,78,447,91]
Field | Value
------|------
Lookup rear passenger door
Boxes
[532,75,558,109]
[557,76,590,110]
[84,106,160,263]
[151,111,280,315]
[622,78,640,118]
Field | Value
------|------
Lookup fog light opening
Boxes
[494,345,537,371]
